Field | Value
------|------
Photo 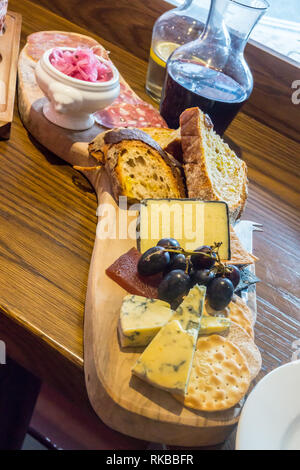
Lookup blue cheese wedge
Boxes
[172,285,206,334]
[199,316,231,335]
[132,320,196,395]
[139,199,230,259]
[131,286,206,395]
[118,294,173,347]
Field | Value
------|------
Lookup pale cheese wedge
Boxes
[118,295,173,347]
[131,285,206,395]
[172,284,206,334]
[199,316,231,335]
[132,320,197,395]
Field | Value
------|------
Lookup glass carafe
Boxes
[145,0,211,103]
[160,0,269,135]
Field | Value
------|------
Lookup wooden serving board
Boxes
[18,32,244,446]
[0,11,22,139]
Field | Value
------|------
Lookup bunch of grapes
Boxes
[137,238,240,310]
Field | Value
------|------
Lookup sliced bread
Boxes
[89,126,182,163]
[141,127,183,162]
[180,107,248,221]
[89,128,186,203]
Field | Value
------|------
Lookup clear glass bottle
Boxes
[160,0,269,135]
[145,0,211,103]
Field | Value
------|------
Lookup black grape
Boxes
[191,246,217,270]
[164,253,191,274]
[192,268,215,286]
[158,269,190,304]
[157,238,180,260]
[207,277,234,310]
[224,265,241,288]
[137,246,170,276]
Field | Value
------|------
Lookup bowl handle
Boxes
[48,82,83,114]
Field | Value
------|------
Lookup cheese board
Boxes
[18,31,261,446]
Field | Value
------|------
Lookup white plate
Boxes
[236,360,300,450]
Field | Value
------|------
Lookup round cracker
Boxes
[204,296,254,338]
[227,299,254,338]
[173,335,251,412]
[231,294,255,325]
[224,322,262,380]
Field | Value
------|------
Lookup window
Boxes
[167,0,300,64]
[251,0,300,63]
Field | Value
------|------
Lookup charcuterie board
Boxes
[18,31,259,446]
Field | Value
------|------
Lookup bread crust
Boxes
[89,127,183,164]
[88,128,121,163]
[142,127,183,162]
[180,107,248,222]
[105,141,180,201]
[89,130,186,202]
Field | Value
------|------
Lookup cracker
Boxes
[231,294,255,325]
[222,226,258,266]
[173,335,251,411]
[227,298,254,338]
[223,322,262,380]
[204,296,254,338]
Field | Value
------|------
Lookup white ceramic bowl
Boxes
[35,47,120,130]
[236,359,300,450]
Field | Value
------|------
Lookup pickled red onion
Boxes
[49,47,113,82]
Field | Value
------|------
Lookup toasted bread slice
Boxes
[180,107,248,221]
[89,128,185,203]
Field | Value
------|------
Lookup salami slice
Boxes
[112,81,143,106]
[26,31,108,62]
[94,102,168,129]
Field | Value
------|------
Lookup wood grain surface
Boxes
[28,0,300,142]
[0,0,299,449]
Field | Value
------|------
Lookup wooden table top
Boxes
[0,0,299,449]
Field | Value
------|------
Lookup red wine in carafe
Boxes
[160,60,248,135]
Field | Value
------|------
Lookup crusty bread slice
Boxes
[141,127,183,162]
[89,128,186,203]
[180,107,248,221]
[89,127,182,163]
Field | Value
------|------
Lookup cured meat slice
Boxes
[106,247,162,299]
[26,31,108,62]
[112,81,143,105]
[94,102,168,129]
[96,81,168,128]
